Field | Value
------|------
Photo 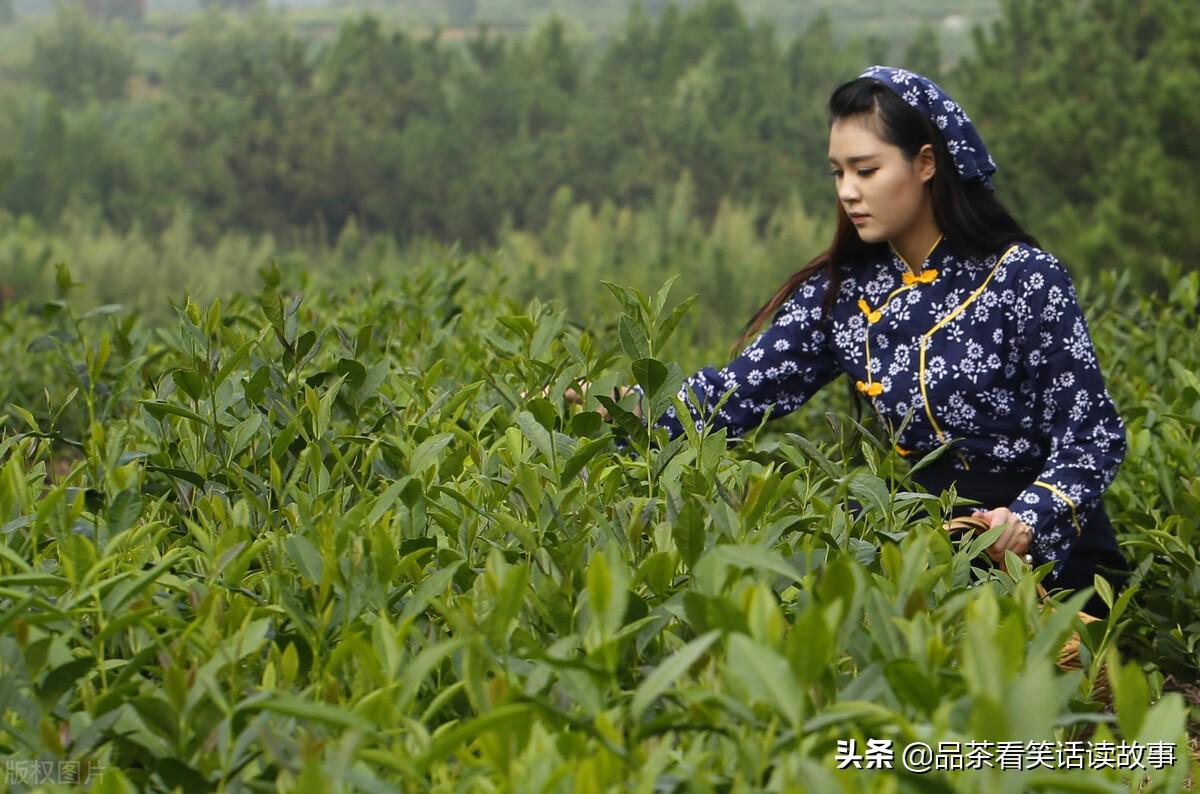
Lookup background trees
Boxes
[27,4,134,105]
[0,0,1195,282]
[959,0,1200,273]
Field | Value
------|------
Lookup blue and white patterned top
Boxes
[644,236,1126,573]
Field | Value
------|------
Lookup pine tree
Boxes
[903,22,942,82]
[29,4,135,105]
[961,0,1199,275]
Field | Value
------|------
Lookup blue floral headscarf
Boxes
[859,65,997,191]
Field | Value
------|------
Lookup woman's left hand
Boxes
[971,507,1035,566]
[562,384,640,420]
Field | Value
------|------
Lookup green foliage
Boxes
[0,180,835,370]
[903,21,943,82]
[0,1,873,247]
[26,4,134,106]
[0,254,1195,788]
[1,4,1197,779]
[959,0,1200,278]
[0,210,279,314]
[1087,263,1200,681]
[1,0,1197,288]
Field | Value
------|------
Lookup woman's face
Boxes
[827,114,935,246]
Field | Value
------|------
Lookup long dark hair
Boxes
[731,76,1038,356]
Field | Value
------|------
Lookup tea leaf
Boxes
[249,693,375,733]
[631,629,719,720]
[285,534,323,585]
[106,488,142,536]
[726,633,802,727]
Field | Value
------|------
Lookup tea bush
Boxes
[0,177,833,364]
[0,254,1196,791]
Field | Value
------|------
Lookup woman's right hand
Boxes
[971,508,1035,566]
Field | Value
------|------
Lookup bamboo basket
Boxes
[943,515,1103,675]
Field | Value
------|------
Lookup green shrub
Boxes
[0,253,1194,789]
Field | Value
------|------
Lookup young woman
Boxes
[621,66,1130,616]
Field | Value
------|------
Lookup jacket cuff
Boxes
[1009,480,1084,575]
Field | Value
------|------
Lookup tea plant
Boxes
[0,256,1195,792]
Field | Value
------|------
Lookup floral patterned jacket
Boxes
[644,236,1126,572]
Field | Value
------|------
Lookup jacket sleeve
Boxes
[636,267,841,440]
[1005,251,1127,574]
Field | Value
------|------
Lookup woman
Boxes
[614,66,1129,616]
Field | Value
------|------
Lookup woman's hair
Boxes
[731,76,1039,356]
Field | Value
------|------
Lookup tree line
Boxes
[0,0,1196,280]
